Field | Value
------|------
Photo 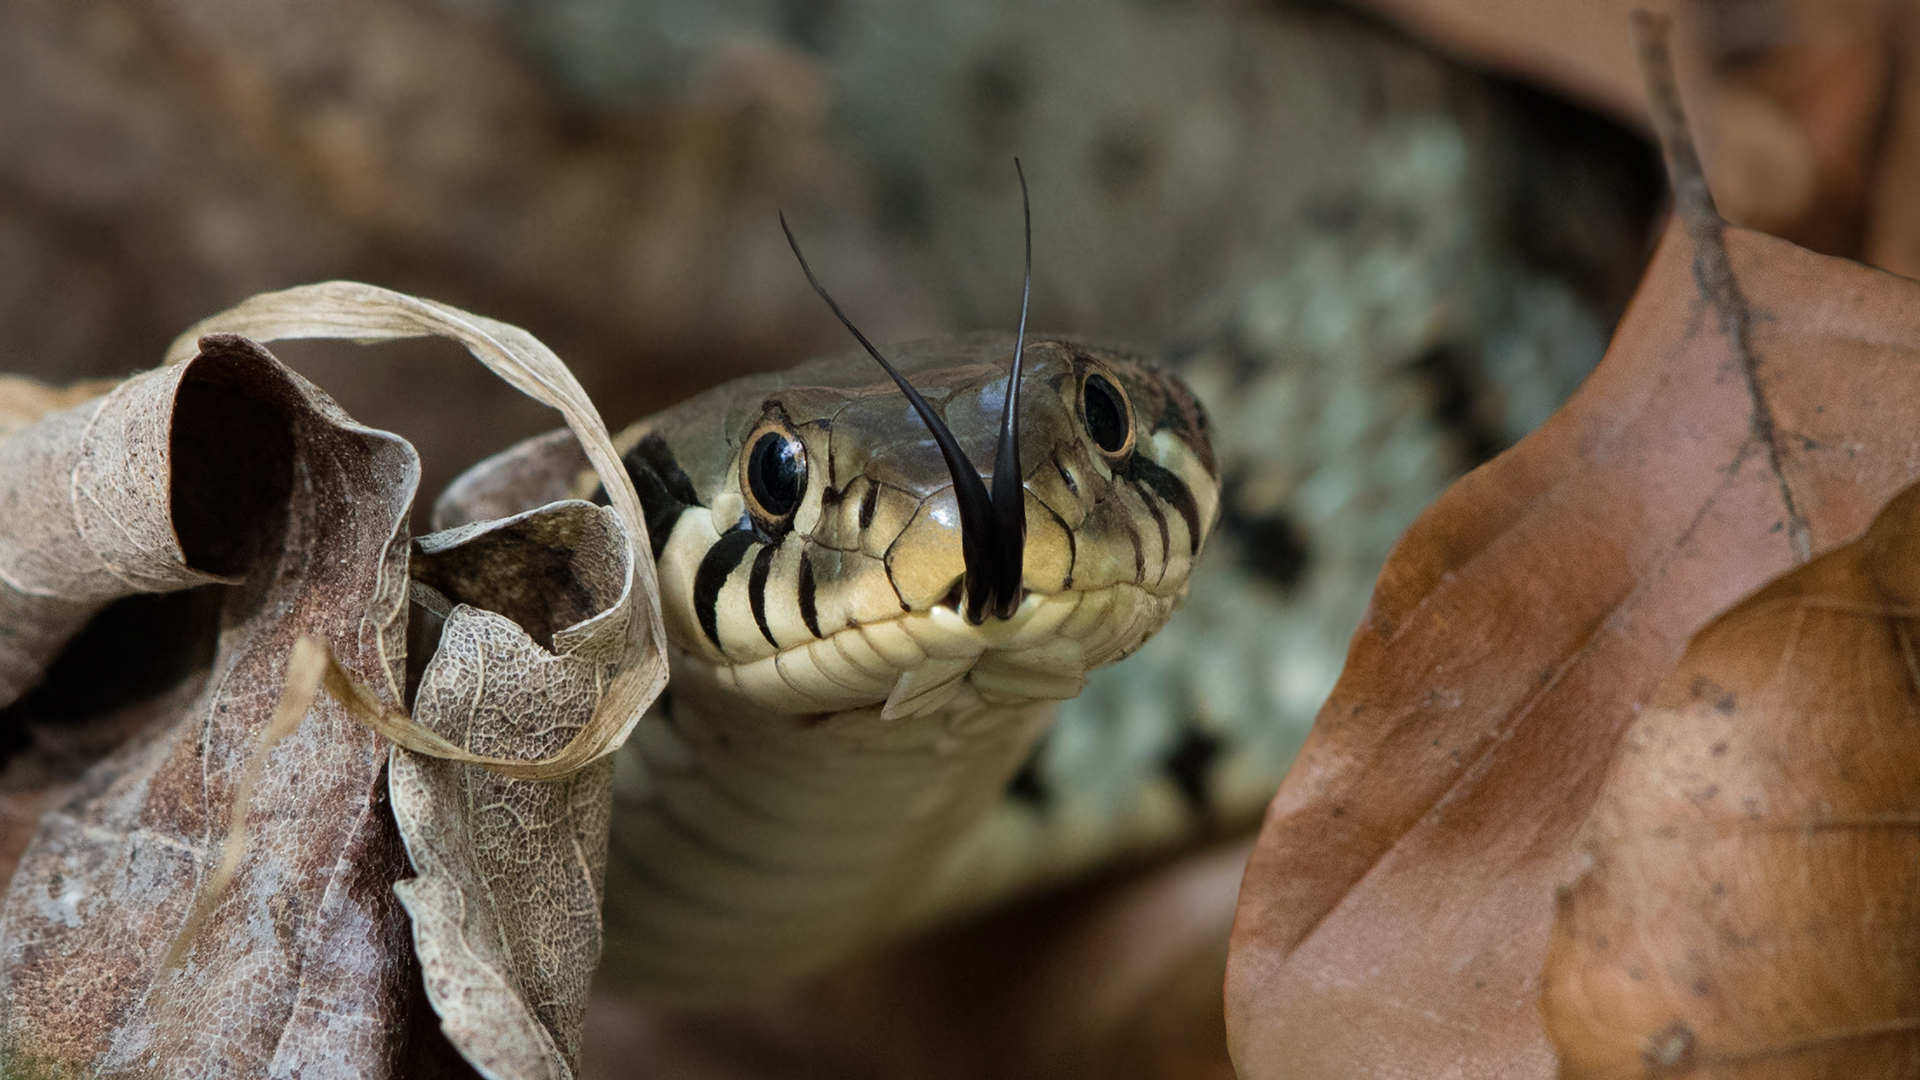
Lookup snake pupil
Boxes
[1083,374,1130,455]
[748,430,806,519]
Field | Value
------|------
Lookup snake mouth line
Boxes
[681,580,1182,722]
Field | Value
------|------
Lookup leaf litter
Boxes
[1226,13,1920,1079]
[1543,478,1920,1078]
[0,284,666,1079]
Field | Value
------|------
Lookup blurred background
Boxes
[0,0,1671,519]
[2,0,1907,1076]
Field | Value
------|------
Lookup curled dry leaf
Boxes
[0,362,244,708]
[392,504,632,1080]
[0,375,122,443]
[165,283,667,1079]
[1542,481,1920,1078]
[1226,15,1920,1079]
[0,282,666,1078]
[164,279,670,779]
[0,335,424,1076]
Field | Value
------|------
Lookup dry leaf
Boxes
[0,335,424,1076]
[0,280,666,1078]
[1226,17,1920,1078]
[152,282,669,1078]
[392,504,631,1080]
[0,376,121,443]
[0,361,247,707]
[1542,481,1920,1078]
[163,280,669,783]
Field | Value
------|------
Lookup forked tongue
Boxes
[777,160,1033,624]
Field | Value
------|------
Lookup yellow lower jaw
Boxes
[692,583,1182,720]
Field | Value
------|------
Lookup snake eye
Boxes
[742,422,808,531]
[1081,372,1135,461]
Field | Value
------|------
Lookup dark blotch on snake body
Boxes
[694,528,761,649]
[1219,496,1309,589]
[1006,744,1051,808]
[1162,724,1224,813]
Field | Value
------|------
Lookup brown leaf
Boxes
[0,335,423,1076]
[166,281,669,781]
[1226,16,1920,1079]
[392,504,632,1080]
[0,281,666,1077]
[0,360,253,706]
[1542,481,1920,1078]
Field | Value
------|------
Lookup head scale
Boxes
[778,160,1033,624]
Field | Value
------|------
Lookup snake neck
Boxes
[599,652,1056,1002]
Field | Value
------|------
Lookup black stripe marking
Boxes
[1128,456,1202,555]
[1150,384,1217,473]
[693,528,760,649]
[797,550,822,638]
[595,432,705,560]
[634,432,702,505]
[1135,479,1170,573]
[858,482,878,530]
[747,542,780,647]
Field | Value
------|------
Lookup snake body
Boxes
[587,333,1219,1000]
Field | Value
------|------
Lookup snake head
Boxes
[604,175,1216,720]
[607,334,1219,720]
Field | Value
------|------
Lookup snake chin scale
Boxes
[881,655,974,719]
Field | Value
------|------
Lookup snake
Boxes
[549,65,1641,994]
[571,191,1227,1001]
